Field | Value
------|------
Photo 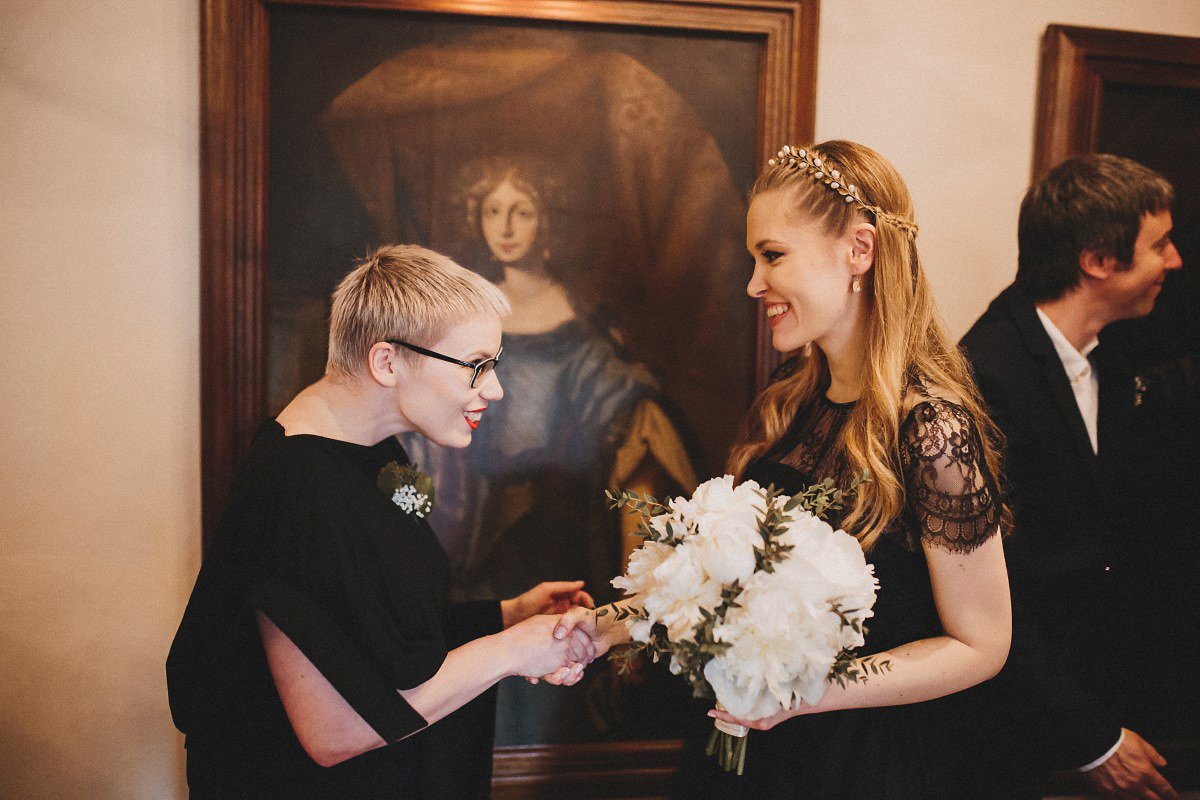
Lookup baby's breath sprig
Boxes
[377,461,435,518]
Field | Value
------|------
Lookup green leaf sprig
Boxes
[827,652,893,689]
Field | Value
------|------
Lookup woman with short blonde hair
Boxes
[169,244,594,799]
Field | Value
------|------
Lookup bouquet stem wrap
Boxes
[707,709,750,774]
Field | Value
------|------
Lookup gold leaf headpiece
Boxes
[767,146,919,239]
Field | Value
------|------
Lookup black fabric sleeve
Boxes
[262,488,451,693]
[1034,670,1123,769]
[445,600,503,649]
[250,577,429,742]
[900,400,1002,553]
[992,589,1123,770]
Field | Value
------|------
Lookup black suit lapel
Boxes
[1007,293,1102,485]
[1092,344,1134,464]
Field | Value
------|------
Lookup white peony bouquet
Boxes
[602,474,886,774]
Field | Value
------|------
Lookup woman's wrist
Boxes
[491,626,531,678]
[598,603,633,646]
[499,597,522,629]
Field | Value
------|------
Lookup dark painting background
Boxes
[266,5,762,481]
[264,4,765,746]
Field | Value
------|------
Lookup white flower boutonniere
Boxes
[377,461,435,519]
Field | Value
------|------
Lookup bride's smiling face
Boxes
[745,189,863,354]
[481,180,540,265]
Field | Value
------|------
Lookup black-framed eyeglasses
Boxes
[389,340,502,388]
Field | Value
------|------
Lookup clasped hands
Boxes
[500,583,615,687]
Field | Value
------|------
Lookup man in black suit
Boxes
[960,154,1183,800]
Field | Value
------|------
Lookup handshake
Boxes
[498,580,627,687]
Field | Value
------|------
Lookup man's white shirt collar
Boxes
[1035,307,1100,453]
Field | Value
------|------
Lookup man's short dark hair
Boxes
[1016,154,1173,302]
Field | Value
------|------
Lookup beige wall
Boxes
[815,0,1200,338]
[0,0,199,797]
[0,1,1195,798]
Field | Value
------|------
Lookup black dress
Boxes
[675,392,1002,799]
[166,421,502,799]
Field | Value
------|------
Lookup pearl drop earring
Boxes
[852,277,862,293]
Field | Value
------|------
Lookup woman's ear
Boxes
[367,342,400,388]
[849,222,877,275]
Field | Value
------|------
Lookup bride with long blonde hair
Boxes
[565,140,1013,798]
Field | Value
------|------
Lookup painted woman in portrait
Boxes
[402,155,698,743]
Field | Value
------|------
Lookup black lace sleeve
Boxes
[900,399,1001,554]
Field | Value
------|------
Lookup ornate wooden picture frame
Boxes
[200,1,817,794]
[1032,24,1200,177]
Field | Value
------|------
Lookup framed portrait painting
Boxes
[201,0,816,793]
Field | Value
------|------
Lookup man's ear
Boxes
[850,222,876,275]
[367,342,400,387]
[1079,249,1118,281]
